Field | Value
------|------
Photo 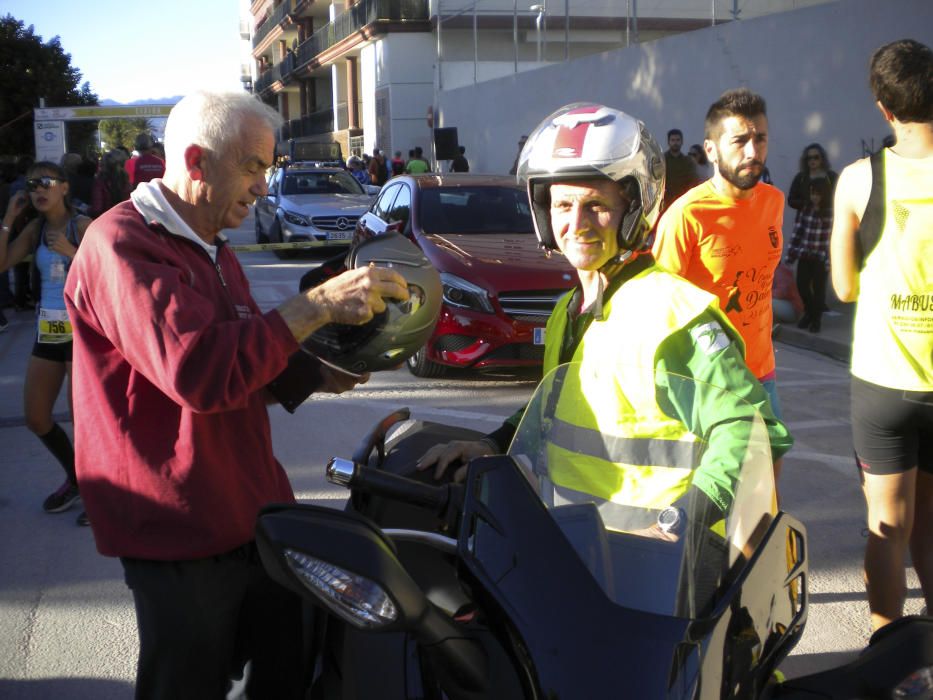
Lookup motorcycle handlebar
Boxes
[326,457,452,513]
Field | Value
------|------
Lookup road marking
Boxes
[250,283,299,304]
[778,378,850,388]
[312,396,513,424]
[784,418,851,430]
[786,448,855,475]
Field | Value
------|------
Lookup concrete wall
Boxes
[374,33,437,161]
[436,0,932,236]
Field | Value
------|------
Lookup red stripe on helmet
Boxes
[552,105,600,159]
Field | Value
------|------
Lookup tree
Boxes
[99,118,153,152]
[0,14,99,157]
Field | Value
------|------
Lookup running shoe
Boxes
[0,308,8,332]
[42,480,81,513]
[75,511,90,527]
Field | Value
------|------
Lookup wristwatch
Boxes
[657,506,687,536]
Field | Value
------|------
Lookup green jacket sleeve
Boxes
[654,311,793,513]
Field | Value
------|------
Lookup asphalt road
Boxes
[0,212,924,698]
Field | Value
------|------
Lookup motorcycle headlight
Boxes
[284,549,398,629]
[440,272,494,314]
[283,210,311,227]
[894,666,933,698]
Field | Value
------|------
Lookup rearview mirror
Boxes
[257,504,422,632]
[256,503,488,689]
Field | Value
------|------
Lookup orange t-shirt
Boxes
[652,180,784,379]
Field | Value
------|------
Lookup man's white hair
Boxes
[163,91,283,169]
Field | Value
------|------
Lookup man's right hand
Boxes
[416,439,496,483]
[308,265,409,326]
[279,265,409,342]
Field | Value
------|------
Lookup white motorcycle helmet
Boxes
[516,103,665,255]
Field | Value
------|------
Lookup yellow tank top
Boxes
[851,149,933,390]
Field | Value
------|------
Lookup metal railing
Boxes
[252,0,293,49]
[254,62,285,94]
[281,109,336,140]
[294,0,428,72]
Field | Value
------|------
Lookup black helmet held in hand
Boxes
[301,233,442,375]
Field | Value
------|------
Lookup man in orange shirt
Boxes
[653,88,785,460]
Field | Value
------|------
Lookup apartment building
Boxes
[241,0,833,162]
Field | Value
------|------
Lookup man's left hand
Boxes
[316,365,369,394]
[631,523,680,542]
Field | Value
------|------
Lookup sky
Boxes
[4,0,246,104]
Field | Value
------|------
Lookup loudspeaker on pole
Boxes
[433,127,459,161]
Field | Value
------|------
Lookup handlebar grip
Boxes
[326,457,450,512]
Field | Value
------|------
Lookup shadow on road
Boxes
[780,649,860,680]
[0,678,134,700]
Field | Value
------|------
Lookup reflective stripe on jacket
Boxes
[541,264,742,510]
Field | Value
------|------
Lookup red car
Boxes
[354,174,576,377]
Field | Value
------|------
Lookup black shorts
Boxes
[32,339,73,363]
[851,375,933,475]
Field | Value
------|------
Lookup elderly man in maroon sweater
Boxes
[64,91,408,699]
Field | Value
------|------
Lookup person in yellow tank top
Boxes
[830,38,933,633]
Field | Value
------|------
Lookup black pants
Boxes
[122,542,307,700]
[795,256,827,322]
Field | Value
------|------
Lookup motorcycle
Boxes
[256,362,933,699]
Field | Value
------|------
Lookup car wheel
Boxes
[271,219,295,259]
[255,214,269,244]
[407,345,446,378]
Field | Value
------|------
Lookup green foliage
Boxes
[0,14,99,157]
[99,118,153,152]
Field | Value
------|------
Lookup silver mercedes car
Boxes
[254,165,379,258]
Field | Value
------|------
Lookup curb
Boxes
[773,324,851,364]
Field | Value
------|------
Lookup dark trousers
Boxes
[795,256,828,322]
[121,542,307,700]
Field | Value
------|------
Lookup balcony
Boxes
[254,49,300,94]
[281,109,336,140]
[253,0,293,49]
[294,0,429,73]
[254,62,284,94]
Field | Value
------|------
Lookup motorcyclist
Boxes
[418,103,793,535]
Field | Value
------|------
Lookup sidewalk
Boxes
[773,302,855,365]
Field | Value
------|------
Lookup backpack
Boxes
[855,150,885,269]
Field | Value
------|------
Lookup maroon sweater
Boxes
[64,201,298,559]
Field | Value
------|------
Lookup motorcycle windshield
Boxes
[506,362,776,620]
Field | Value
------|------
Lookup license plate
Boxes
[533,327,546,345]
[327,230,352,240]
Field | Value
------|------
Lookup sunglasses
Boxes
[806,154,822,162]
[26,176,66,192]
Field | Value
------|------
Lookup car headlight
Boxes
[283,210,311,227]
[440,272,494,314]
